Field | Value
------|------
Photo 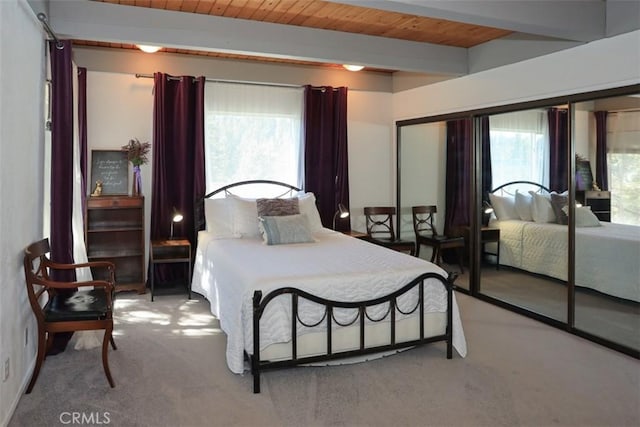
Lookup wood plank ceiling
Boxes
[72,0,513,72]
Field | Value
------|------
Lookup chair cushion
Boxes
[418,234,464,246]
[44,289,110,322]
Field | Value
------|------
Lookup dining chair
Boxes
[23,238,117,393]
[412,205,465,272]
[364,206,415,255]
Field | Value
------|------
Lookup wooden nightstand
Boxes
[463,227,500,270]
[480,227,500,269]
[149,239,192,302]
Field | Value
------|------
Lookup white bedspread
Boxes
[492,219,640,302]
[192,230,467,374]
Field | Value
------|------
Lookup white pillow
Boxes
[297,192,324,233]
[563,205,602,227]
[529,192,556,223]
[514,190,533,221]
[227,195,260,238]
[204,198,235,238]
[259,214,315,245]
[488,193,518,220]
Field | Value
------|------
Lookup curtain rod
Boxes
[135,73,302,89]
[134,73,343,91]
[37,13,64,50]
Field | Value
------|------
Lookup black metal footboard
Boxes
[247,271,455,393]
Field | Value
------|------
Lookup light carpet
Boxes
[8,292,640,427]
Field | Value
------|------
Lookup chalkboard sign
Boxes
[576,159,594,191]
[90,150,129,195]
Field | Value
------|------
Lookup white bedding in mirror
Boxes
[491,219,640,302]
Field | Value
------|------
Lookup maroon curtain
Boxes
[445,118,472,237]
[548,108,569,192]
[480,116,492,199]
[48,40,75,353]
[594,111,609,190]
[303,86,351,231]
[151,73,206,283]
[78,67,88,214]
[49,40,75,280]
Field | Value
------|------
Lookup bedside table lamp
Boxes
[332,203,349,230]
[170,208,183,239]
[482,201,494,226]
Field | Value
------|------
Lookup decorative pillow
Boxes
[297,192,324,233]
[256,198,299,217]
[488,193,518,220]
[204,198,235,238]
[550,192,569,225]
[529,191,556,223]
[563,205,602,227]
[227,195,260,238]
[514,190,533,221]
[259,214,315,245]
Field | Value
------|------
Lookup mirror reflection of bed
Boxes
[397,92,639,355]
[478,96,640,352]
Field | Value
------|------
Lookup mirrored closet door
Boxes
[396,85,639,358]
[571,95,640,352]
[477,107,568,323]
[397,121,471,291]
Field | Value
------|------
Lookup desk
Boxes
[149,239,191,302]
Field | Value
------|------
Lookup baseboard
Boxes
[0,358,34,427]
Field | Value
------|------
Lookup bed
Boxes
[488,181,640,302]
[191,180,467,392]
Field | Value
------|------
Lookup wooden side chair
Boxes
[23,238,117,394]
[364,206,415,255]
[412,206,465,273]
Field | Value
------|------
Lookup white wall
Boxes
[393,31,640,121]
[398,122,447,239]
[347,90,394,232]
[0,0,46,425]
[86,72,154,268]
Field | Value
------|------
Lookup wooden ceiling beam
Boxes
[50,0,468,75]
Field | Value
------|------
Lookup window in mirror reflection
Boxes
[489,109,550,189]
[606,110,640,225]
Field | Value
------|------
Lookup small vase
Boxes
[132,165,142,196]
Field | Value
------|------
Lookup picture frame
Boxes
[576,159,594,191]
[90,150,129,195]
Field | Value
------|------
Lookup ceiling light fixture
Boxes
[137,45,162,53]
[343,64,364,72]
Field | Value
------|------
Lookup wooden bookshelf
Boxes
[85,196,146,293]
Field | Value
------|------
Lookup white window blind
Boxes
[204,82,304,195]
[607,110,640,225]
[489,109,550,190]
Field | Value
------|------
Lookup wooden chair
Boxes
[412,206,465,273]
[364,206,415,255]
[23,238,117,394]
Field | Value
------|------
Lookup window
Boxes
[204,82,304,194]
[489,109,550,190]
[607,111,640,225]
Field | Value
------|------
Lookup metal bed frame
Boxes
[197,180,455,393]
[249,271,454,393]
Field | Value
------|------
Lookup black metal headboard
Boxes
[194,180,302,233]
[490,180,551,196]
